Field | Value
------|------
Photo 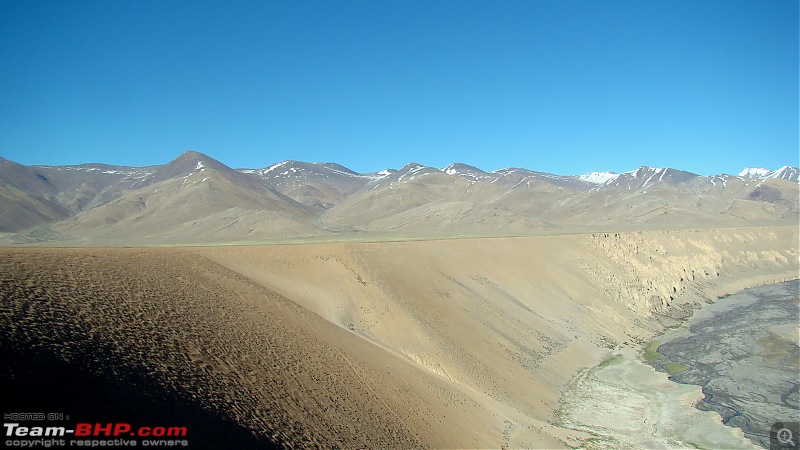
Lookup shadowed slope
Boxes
[0,249,428,448]
[0,344,274,449]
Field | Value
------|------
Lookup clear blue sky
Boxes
[1,0,797,175]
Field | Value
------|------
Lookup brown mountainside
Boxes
[0,151,797,243]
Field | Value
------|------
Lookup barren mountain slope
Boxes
[30,163,159,211]
[543,180,799,228]
[1,151,798,243]
[51,161,327,244]
[326,165,799,233]
[321,163,563,232]
[239,161,376,213]
[0,180,71,232]
[0,158,74,231]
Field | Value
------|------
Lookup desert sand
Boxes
[1,224,798,448]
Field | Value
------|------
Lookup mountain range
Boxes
[1,150,797,244]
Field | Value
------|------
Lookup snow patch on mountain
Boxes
[398,165,428,182]
[263,161,289,174]
[363,169,393,181]
[41,166,156,180]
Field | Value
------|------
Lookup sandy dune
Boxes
[1,225,797,448]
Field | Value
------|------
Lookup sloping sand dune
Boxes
[1,225,797,448]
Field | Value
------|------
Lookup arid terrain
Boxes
[1,150,798,448]
[1,225,797,448]
[3,0,798,446]
[0,151,797,245]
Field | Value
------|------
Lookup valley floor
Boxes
[557,347,758,449]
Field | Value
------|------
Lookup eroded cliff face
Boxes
[581,226,798,321]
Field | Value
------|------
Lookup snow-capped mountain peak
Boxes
[738,166,799,183]
[626,166,665,178]
[578,171,620,185]
[739,168,771,178]
[767,166,799,182]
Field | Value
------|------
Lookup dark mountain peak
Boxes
[373,163,440,183]
[163,151,230,175]
[312,162,360,176]
[395,163,437,176]
[442,163,487,175]
[170,150,217,166]
[254,160,342,176]
[402,162,426,170]
[493,167,530,175]
[256,160,297,174]
[441,163,493,182]
[361,168,397,179]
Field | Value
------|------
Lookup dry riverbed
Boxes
[557,346,757,449]
[558,280,800,449]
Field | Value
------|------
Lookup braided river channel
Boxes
[559,280,799,449]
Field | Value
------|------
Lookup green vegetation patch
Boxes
[595,353,624,370]
[642,340,664,363]
[663,360,690,374]
[641,341,689,374]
